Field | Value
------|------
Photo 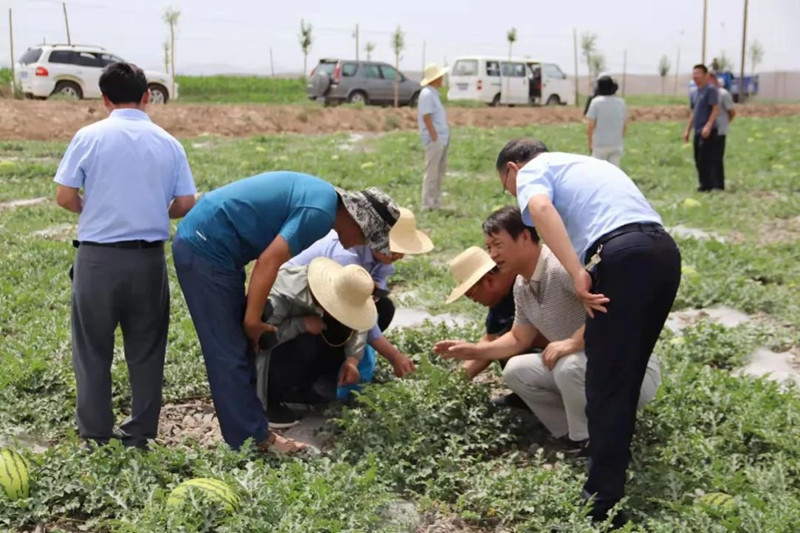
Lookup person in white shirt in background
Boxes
[708,71,736,190]
[585,75,627,167]
[418,63,450,210]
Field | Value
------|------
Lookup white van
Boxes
[448,55,574,107]
[526,60,575,106]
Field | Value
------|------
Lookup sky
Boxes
[0,0,797,76]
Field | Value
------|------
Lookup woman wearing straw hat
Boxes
[280,207,434,383]
[418,63,450,210]
[258,257,380,427]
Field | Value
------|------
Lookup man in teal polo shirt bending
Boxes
[172,173,399,453]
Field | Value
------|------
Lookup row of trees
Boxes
[162,10,768,102]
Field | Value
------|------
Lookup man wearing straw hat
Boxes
[173,173,399,454]
[257,257,379,427]
[439,243,546,409]
[281,207,434,382]
[418,63,450,210]
[435,206,660,456]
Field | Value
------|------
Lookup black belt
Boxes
[73,240,164,249]
[585,222,664,263]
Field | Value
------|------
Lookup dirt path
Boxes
[3,99,800,141]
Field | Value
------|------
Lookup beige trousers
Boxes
[422,141,448,209]
[503,352,661,441]
[591,145,623,167]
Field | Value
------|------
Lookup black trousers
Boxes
[267,297,395,404]
[582,225,681,517]
[693,130,722,191]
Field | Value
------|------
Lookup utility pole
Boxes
[62,2,72,45]
[354,23,359,61]
[621,49,627,97]
[674,46,681,94]
[8,8,16,96]
[572,28,579,107]
[269,47,275,77]
[422,40,426,72]
[739,0,749,101]
[701,0,708,64]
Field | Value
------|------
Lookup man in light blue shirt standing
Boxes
[418,63,450,210]
[494,139,680,528]
[54,62,196,449]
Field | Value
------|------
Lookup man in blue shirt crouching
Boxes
[173,178,399,454]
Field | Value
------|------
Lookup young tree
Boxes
[162,41,170,75]
[163,7,180,97]
[506,27,517,59]
[581,32,597,91]
[716,52,733,72]
[365,41,376,61]
[391,26,405,107]
[658,55,671,94]
[299,19,313,79]
[748,40,764,75]
[589,53,606,81]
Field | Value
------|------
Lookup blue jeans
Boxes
[172,236,269,449]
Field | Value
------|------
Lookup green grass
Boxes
[175,75,308,104]
[170,74,715,108]
[0,67,14,98]
[2,117,800,531]
[620,93,692,106]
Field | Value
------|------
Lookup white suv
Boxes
[15,44,177,103]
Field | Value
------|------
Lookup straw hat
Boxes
[389,207,434,254]
[445,247,497,304]
[308,257,377,331]
[421,63,448,86]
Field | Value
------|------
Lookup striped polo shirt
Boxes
[514,246,661,380]
[513,246,586,342]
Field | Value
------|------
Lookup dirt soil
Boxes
[3,99,800,141]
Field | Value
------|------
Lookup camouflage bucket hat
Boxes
[335,187,400,255]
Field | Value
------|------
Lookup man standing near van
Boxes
[418,63,450,210]
[54,62,196,448]
[585,75,626,167]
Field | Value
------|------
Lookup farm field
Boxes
[2,97,800,141]
[1,113,800,532]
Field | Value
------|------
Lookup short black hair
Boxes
[482,205,540,243]
[99,62,148,104]
[693,64,709,74]
[495,139,549,171]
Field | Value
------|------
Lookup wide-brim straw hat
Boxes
[445,246,497,304]
[308,257,377,331]
[421,63,448,86]
[389,207,434,254]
